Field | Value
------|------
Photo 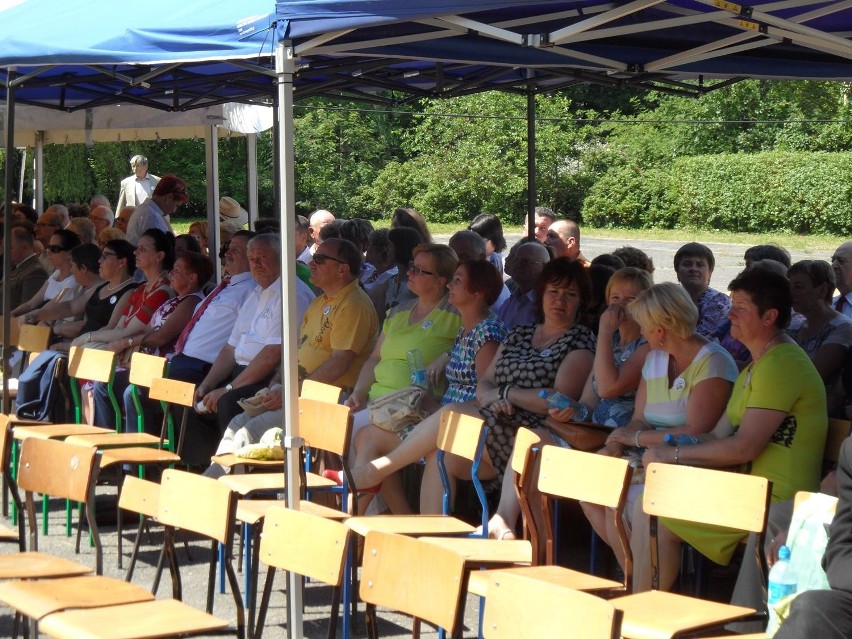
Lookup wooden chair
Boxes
[254,506,351,639]
[360,531,468,639]
[467,443,632,601]
[38,469,244,639]
[611,463,772,639]
[483,570,623,639]
[1,322,56,408]
[0,416,25,550]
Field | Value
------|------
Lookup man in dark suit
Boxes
[2,227,48,310]
[776,437,852,638]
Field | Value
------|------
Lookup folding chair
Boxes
[38,469,244,639]
[611,463,772,639]
[483,570,623,639]
[360,531,468,639]
[254,506,351,639]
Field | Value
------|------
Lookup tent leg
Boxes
[526,89,536,239]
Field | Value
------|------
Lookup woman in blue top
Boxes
[349,260,507,514]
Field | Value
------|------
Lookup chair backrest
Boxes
[824,418,851,467]
[0,316,21,346]
[158,468,236,544]
[16,323,51,354]
[301,379,342,403]
[149,377,196,454]
[437,409,486,461]
[643,463,770,591]
[67,346,117,384]
[510,427,541,546]
[17,437,102,571]
[118,475,161,520]
[128,352,167,388]
[260,506,350,586]
[360,531,467,636]
[0,415,24,549]
[297,396,352,457]
[535,445,633,572]
[484,570,622,639]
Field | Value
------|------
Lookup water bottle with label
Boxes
[406,349,428,389]
[663,433,701,446]
[539,390,589,422]
[766,545,797,637]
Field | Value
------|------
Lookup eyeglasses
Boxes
[408,261,435,277]
[312,253,346,266]
[47,245,67,253]
[100,250,117,260]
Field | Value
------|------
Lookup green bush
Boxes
[583,151,852,234]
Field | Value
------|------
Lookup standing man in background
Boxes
[116,155,160,212]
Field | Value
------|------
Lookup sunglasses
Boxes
[312,253,345,266]
[408,261,435,277]
[48,245,67,253]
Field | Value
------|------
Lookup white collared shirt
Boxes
[834,292,852,319]
[229,277,283,365]
[181,271,256,363]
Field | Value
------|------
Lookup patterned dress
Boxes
[481,323,596,481]
[695,287,731,340]
[443,315,507,404]
[590,332,647,428]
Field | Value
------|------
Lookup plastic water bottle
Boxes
[406,349,428,389]
[766,545,797,637]
[663,433,701,446]
[539,390,589,422]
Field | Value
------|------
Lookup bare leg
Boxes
[580,503,628,571]
[420,449,496,515]
[630,498,682,592]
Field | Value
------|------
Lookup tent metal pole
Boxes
[3,69,16,415]
[275,41,304,639]
[246,133,259,225]
[33,131,43,213]
[526,89,536,239]
[205,125,221,282]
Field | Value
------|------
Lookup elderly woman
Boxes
[11,229,81,317]
[579,282,738,568]
[347,260,507,513]
[674,242,730,340]
[787,259,852,417]
[636,268,827,592]
[448,258,596,535]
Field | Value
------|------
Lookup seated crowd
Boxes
[4,191,852,628]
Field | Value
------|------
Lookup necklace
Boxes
[105,277,134,292]
[535,325,567,356]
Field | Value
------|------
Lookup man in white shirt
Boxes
[832,241,852,318]
[308,209,335,254]
[116,155,160,211]
[195,234,284,431]
[124,175,187,245]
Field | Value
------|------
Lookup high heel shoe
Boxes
[322,469,382,494]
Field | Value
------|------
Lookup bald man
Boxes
[308,209,335,254]
[832,241,852,318]
[544,219,587,264]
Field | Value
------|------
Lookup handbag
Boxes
[543,416,611,452]
[367,386,428,433]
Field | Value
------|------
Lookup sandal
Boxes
[322,469,382,494]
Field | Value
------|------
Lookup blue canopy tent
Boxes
[2,2,851,635]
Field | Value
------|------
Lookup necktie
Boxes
[173,276,230,354]
[835,296,846,313]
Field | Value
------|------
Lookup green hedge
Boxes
[582,151,852,234]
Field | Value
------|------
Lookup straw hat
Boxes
[219,196,248,227]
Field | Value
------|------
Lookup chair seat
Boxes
[613,589,757,639]
[345,514,476,538]
[0,522,19,541]
[13,424,113,441]
[0,575,154,620]
[420,536,533,565]
[64,433,164,448]
[218,471,335,497]
[100,447,181,469]
[210,453,285,470]
[0,552,92,580]
[236,498,349,526]
[468,564,623,598]
[39,598,230,639]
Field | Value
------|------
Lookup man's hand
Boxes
[201,387,229,414]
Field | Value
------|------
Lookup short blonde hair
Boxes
[97,227,125,247]
[627,282,698,339]
[605,266,653,301]
[413,243,458,281]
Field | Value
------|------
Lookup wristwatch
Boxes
[224,383,233,392]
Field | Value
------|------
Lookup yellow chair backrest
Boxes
[148,377,195,408]
[16,324,51,354]
[17,437,99,504]
[67,346,117,385]
[296,397,352,457]
[437,409,485,462]
[538,444,633,509]
[128,352,167,389]
[301,379,342,403]
[158,469,235,545]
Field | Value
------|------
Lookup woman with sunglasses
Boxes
[343,243,461,511]
[11,229,81,318]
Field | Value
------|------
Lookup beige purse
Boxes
[367,386,428,433]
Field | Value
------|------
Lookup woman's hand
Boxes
[641,445,676,466]
[597,443,625,458]
[262,387,282,411]
[547,405,576,423]
[606,426,635,447]
[107,338,129,353]
[426,353,449,388]
[766,531,788,570]
[488,398,515,416]
[344,389,368,412]
[478,387,501,409]
[71,334,88,348]
[598,303,624,336]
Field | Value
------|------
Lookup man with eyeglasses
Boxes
[88,205,114,234]
[124,174,188,245]
[498,239,552,330]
